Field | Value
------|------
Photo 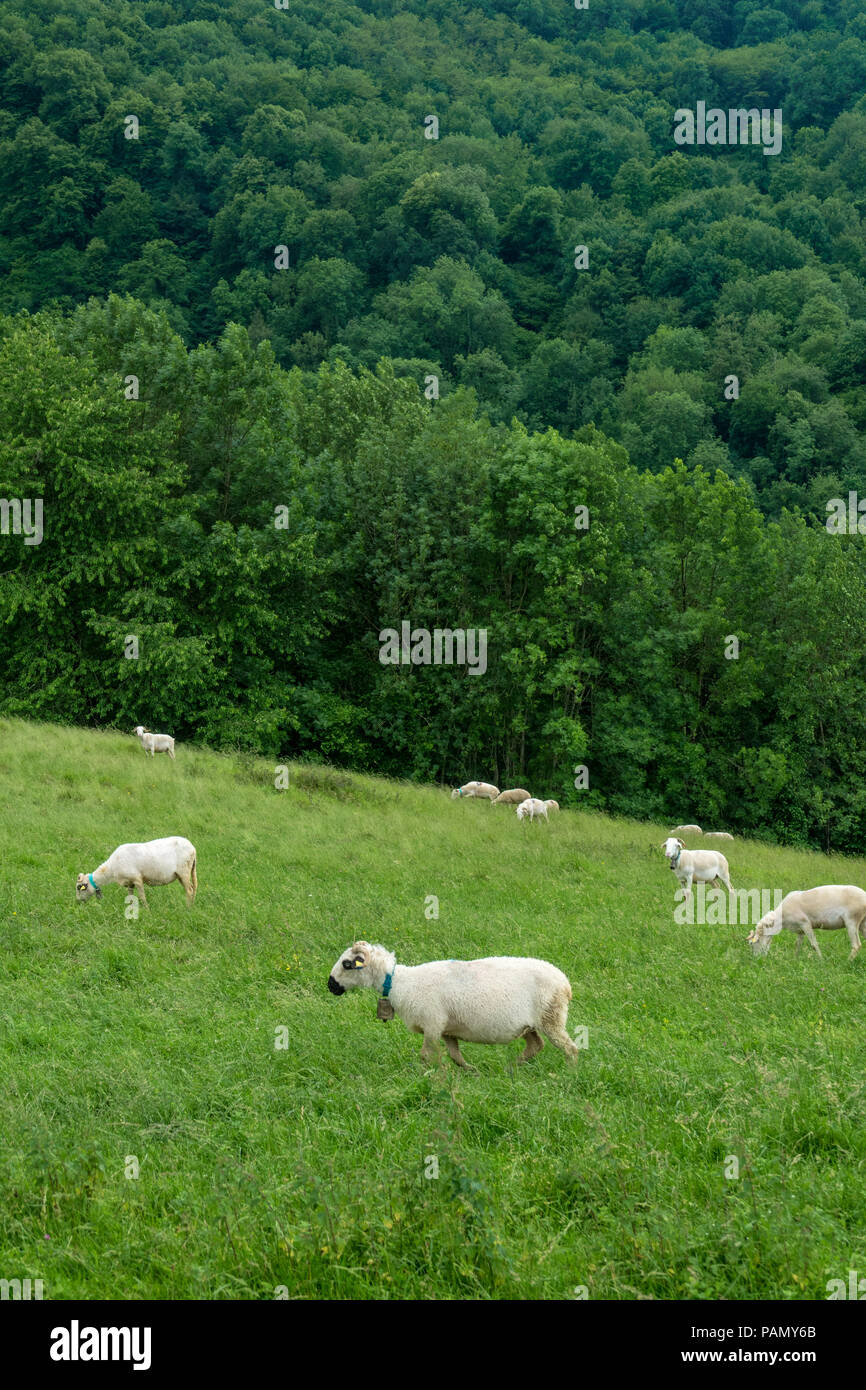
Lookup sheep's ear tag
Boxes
[377,998,395,1022]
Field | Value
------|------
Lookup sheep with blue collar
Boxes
[327,940,579,1071]
[451,781,499,801]
[75,836,197,909]
[661,836,734,901]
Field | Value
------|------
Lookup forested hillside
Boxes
[2,0,866,513]
[2,2,866,847]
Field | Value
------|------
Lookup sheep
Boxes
[747,886,866,960]
[492,788,532,805]
[75,836,197,909]
[133,725,175,760]
[661,836,734,899]
[451,781,499,800]
[704,831,734,840]
[327,940,579,1069]
[516,797,549,822]
[673,824,702,835]
[544,800,560,813]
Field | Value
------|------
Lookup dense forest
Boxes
[2,1,866,847]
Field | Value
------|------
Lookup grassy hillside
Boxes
[1,716,864,1300]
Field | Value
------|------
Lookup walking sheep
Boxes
[327,941,579,1070]
[76,836,197,909]
[748,885,866,960]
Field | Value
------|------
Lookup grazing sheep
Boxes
[516,797,549,823]
[451,781,499,801]
[133,725,175,760]
[704,831,734,840]
[76,836,197,909]
[748,885,866,960]
[544,800,560,813]
[327,940,579,1069]
[492,788,532,805]
[673,824,702,835]
[661,836,734,899]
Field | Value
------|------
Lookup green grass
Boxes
[1,716,865,1300]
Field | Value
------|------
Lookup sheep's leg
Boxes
[442,1035,476,1072]
[518,1029,544,1062]
[419,1035,440,1065]
[801,923,822,956]
[795,932,804,956]
[845,918,861,960]
[168,745,175,760]
[718,870,735,893]
[180,871,195,904]
[133,878,149,910]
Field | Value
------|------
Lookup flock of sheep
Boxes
[451,780,559,822]
[71,734,866,1073]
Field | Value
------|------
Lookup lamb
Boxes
[673,824,702,835]
[661,836,734,899]
[133,725,175,760]
[327,940,579,1069]
[704,831,734,840]
[75,836,197,909]
[492,788,532,805]
[516,797,549,822]
[747,885,866,960]
[544,800,560,813]
[451,781,499,800]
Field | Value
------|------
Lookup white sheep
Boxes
[673,824,702,834]
[492,788,532,805]
[76,836,197,909]
[661,836,733,899]
[748,885,866,960]
[544,800,560,813]
[327,940,579,1069]
[133,725,175,760]
[704,831,734,840]
[451,781,499,801]
[516,797,548,822]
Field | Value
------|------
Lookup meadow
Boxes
[1,716,864,1301]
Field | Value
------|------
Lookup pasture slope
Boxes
[1,717,865,1301]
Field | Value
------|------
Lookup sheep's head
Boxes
[747,912,778,956]
[450,788,461,799]
[661,837,684,860]
[328,941,374,995]
[75,873,101,903]
[133,725,147,737]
